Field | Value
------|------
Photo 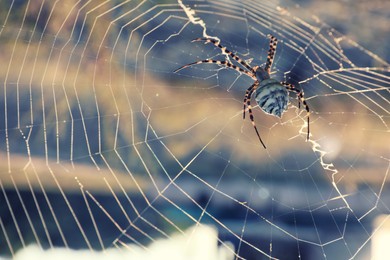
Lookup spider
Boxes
[174,35,310,149]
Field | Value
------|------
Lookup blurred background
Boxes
[0,0,389,259]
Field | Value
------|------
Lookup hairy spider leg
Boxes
[174,59,256,79]
[243,82,258,119]
[192,38,254,73]
[264,35,278,74]
[281,82,310,140]
[245,83,266,149]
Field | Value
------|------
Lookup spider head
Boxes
[254,66,270,81]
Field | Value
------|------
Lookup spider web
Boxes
[1,0,389,259]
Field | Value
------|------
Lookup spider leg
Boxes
[245,88,267,149]
[192,38,255,73]
[281,82,310,140]
[243,82,258,119]
[264,35,278,74]
[174,59,255,79]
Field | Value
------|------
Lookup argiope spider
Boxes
[174,35,310,149]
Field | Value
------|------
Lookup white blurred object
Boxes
[13,225,234,260]
[372,215,390,260]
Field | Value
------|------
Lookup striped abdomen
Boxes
[254,79,288,118]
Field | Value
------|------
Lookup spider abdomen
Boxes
[255,79,288,118]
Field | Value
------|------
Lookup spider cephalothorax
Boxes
[174,35,310,149]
